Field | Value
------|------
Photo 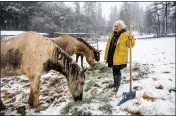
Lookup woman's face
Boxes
[114,24,122,32]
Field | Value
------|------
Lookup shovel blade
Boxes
[117,98,128,106]
[117,91,136,106]
[122,91,136,100]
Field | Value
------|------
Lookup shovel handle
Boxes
[129,18,132,90]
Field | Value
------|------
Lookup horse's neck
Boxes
[76,40,90,57]
[50,43,80,78]
[43,37,71,77]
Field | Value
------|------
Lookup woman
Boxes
[104,20,136,92]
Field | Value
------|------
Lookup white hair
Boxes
[113,20,126,31]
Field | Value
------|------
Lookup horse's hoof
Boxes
[35,105,47,112]
[0,104,6,111]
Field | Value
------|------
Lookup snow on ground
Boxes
[135,34,156,39]
[1,36,175,115]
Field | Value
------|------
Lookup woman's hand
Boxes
[127,35,136,48]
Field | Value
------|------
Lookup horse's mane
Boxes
[76,37,100,61]
[76,38,96,51]
[48,39,81,79]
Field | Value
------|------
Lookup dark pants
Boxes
[112,64,127,88]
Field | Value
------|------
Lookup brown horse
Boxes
[75,38,102,67]
[1,32,86,108]
[50,35,95,67]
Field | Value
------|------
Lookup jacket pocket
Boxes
[118,52,128,64]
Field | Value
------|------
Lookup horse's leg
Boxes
[81,55,84,68]
[28,76,40,108]
[76,54,79,63]
[0,98,6,110]
[28,86,34,107]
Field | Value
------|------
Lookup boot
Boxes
[107,73,117,88]
[108,83,116,88]
[113,72,121,92]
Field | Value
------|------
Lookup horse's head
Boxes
[86,49,95,67]
[67,67,86,101]
[94,49,102,61]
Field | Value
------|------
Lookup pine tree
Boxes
[74,2,80,15]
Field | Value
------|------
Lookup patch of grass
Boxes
[71,107,92,116]
[61,98,93,115]
[97,76,102,79]
[95,95,110,103]
[122,62,151,83]
[133,63,150,77]
[84,80,95,92]
[16,106,26,115]
[86,62,112,76]
[132,65,140,71]
[99,67,111,73]
[60,102,74,114]
[93,83,101,88]
[83,97,93,104]
[98,103,113,114]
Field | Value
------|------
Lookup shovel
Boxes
[117,18,136,106]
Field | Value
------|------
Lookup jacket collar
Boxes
[112,29,127,45]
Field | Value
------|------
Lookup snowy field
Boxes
[1,36,175,115]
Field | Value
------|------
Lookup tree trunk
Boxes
[154,2,161,37]
[149,29,150,35]
[157,14,160,37]
[165,2,168,36]
[139,22,142,35]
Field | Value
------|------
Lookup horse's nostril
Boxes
[73,97,77,101]
[74,95,82,101]
[78,96,82,101]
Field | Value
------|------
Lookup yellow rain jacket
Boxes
[104,31,136,65]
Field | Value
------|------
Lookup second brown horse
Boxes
[75,37,102,67]
[50,35,95,67]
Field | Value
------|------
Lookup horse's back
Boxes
[52,35,77,55]
[1,32,41,55]
[1,32,54,77]
[18,32,54,76]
